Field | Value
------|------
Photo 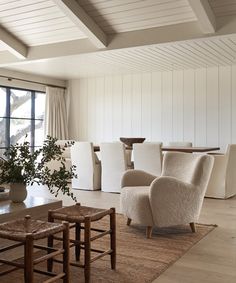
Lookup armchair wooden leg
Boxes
[190,222,196,233]
[146,226,153,239]
[127,218,131,226]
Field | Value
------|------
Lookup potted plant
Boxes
[0,136,76,202]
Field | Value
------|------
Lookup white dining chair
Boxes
[71,141,101,190]
[46,140,73,173]
[100,142,127,193]
[205,144,236,199]
[133,142,162,176]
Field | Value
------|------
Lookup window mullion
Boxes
[31,91,35,151]
[6,88,10,147]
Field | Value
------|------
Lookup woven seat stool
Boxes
[48,203,116,283]
[0,215,70,283]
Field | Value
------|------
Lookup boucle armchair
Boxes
[205,144,236,199]
[121,152,214,238]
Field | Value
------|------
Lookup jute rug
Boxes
[0,214,216,283]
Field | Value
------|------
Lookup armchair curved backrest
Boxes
[133,142,162,176]
[162,152,213,189]
[162,152,202,185]
[100,142,127,193]
[71,141,101,190]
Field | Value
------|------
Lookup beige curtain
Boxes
[45,86,68,139]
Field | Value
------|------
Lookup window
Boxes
[0,86,46,157]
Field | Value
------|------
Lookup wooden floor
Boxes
[28,186,236,283]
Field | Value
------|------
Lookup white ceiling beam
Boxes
[52,0,107,48]
[2,15,236,67]
[0,25,28,59]
[188,0,216,34]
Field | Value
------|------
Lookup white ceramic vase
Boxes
[9,183,27,203]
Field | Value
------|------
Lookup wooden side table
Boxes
[0,215,70,283]
[48,203,116,283]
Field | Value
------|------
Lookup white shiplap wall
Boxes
[68,65,236,152]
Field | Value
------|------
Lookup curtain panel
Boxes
[45,86,68,139]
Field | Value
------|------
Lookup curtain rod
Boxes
[0,75,66,90]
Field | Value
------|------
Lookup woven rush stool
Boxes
[48,203,116,283]
[0,215,70,283]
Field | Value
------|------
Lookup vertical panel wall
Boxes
[68,65,236,150]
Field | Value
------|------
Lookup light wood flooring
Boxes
[28,186,236,283]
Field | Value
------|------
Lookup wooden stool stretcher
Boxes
[0,215,70,283]
[48,203,116,283]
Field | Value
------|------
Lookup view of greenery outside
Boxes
[0,86,46,157]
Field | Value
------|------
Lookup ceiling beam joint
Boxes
[188,0,216,34]
[0,25,28,59]
[52,0,107,48]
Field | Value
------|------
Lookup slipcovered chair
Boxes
[71,142,101,190]
[121,152,214,238]
[168,141,192,147]
[100,142,127,193]
[46,140,73,172]
[133,142,162,176]
[205,144,236,199]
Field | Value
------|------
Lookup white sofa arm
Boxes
[121,170,157,188]
[149,176,202,227]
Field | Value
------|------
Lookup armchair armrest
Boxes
[149,176,202,227]
[121,170,157,188]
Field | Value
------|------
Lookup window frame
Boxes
[0,85,45,151]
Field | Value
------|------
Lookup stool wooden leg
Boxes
[84,216,91,283]
[47,210,54,272]
[110,208,116,270]
[75,223,81,261]
[63,222,70,283]
[24,234,34,283]
[190,222,196,233]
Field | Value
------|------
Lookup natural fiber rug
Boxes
[0,214,216,283]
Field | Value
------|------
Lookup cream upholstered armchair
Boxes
[205,144,236,199]
[121,152,214,238]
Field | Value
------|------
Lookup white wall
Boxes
[68,65,236,152]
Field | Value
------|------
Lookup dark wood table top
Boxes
[94,145,220,153]
[161,146,220,153]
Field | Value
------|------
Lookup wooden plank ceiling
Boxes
[1,0,236,78]
[209,0,236,17]
[0,0,86,46]
[77,0,197,33]
[6,33,236,78]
